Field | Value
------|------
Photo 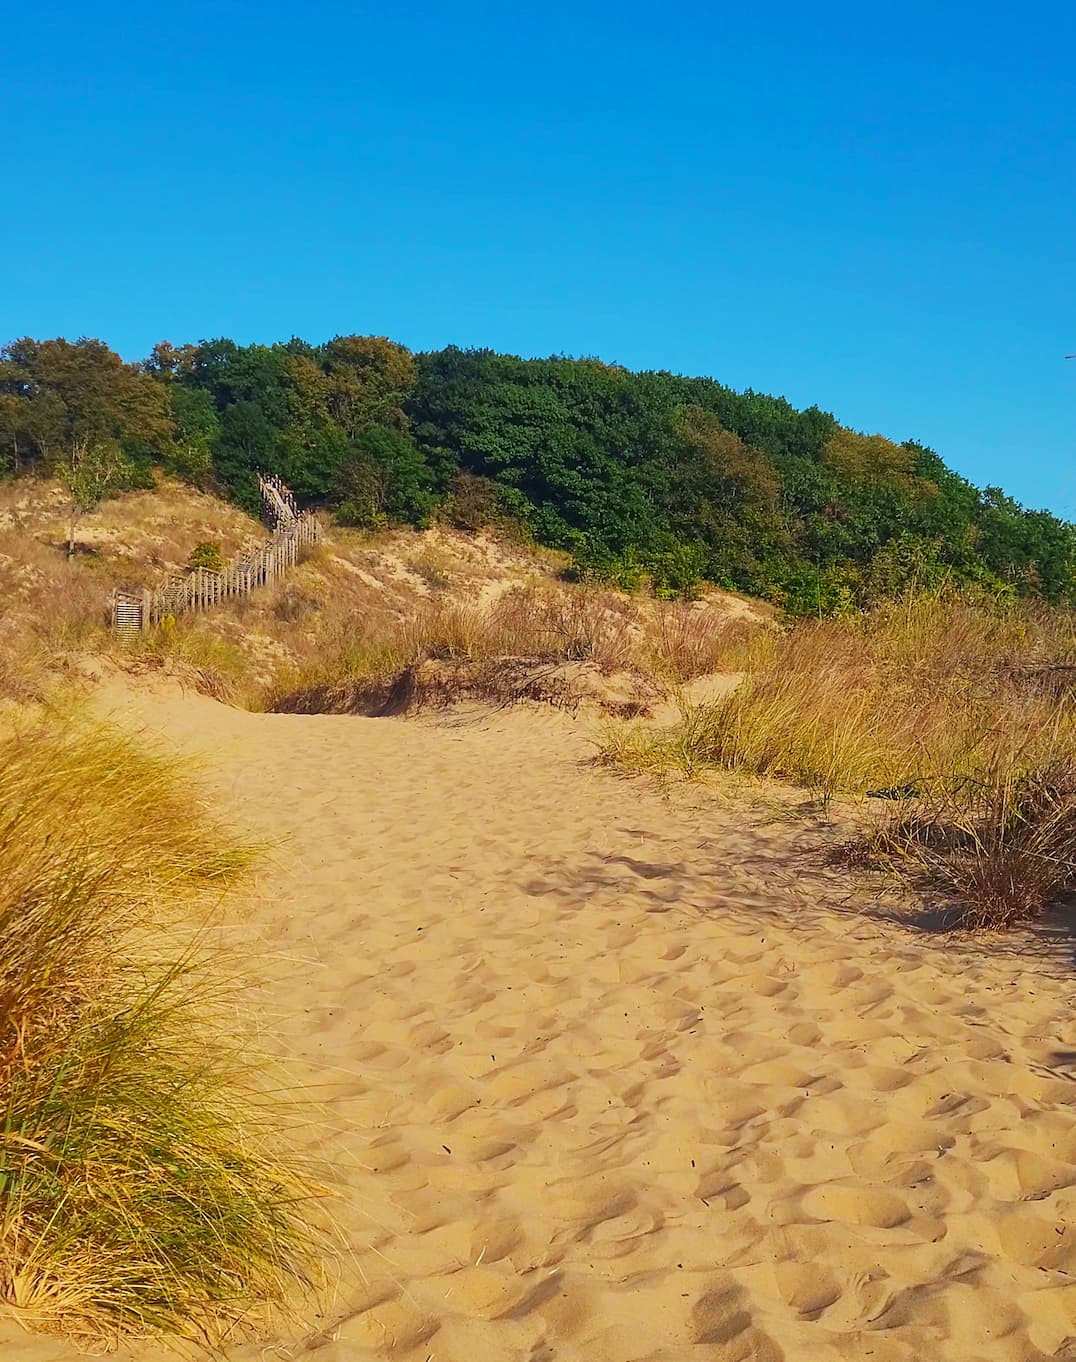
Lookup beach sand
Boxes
[6,681,1076,1361]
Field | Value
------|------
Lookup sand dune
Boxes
[7,682,1076,1361]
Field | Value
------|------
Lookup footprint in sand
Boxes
[800,1182,912,1230]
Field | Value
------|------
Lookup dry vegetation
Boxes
[140,546,762,718]
[268,586,757,717]
[0,474,752,709]
[0,714,320,1345]
[0,477,265,706]
[602,593,1076,928]
[0,474,764,718]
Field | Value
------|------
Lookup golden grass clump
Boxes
[268,584,641,711]
[0,716,318,1345]
[117,617,260,707]
[849,751,1076,930]
[0,531,112,705]
[642,600,759,684]
[607,595,1073,791]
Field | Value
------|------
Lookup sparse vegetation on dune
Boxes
[0,473,764,716]
[268,584,758,717]
[269,589,636,716]
[845,754,1076,929]
[0,715,320,1344]
[601,592,1076,927]
[5,474,1076,939]
[641,598,762,685]
[0,475,273,706]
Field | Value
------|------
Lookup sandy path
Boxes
[9,685,1076,1361]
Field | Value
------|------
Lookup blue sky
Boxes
[4,3,1075,514]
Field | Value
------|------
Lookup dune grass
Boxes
[274,585,637,692]
[845,744,1076,929]
[604,594,1074,788]
[268,583,755,713]
[601,592,1076,928]
[118,620,259,707]
[0,716,320,1345]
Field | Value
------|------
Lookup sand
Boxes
[7,682,1076,1362]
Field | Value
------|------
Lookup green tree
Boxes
[167,387,220,487]
[336,427,435,527]
[322,335,418,436]
[0,338,173,473]
[56,437,134,558]
[142,341,200,383]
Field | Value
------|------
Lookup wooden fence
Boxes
[111,476,320,637]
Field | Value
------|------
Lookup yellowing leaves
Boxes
[824,428,937,500]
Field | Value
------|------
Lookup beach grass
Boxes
[0,715,320,1344]
[601,592,1076,927]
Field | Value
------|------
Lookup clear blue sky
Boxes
[4,3,1075,514]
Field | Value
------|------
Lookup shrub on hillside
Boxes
[440,473,505,533]
[188,540,224,572]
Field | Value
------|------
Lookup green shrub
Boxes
[188,540,224,572]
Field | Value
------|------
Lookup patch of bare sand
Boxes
[8,683,1076,1362]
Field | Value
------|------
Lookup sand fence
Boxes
[111,476,320,637]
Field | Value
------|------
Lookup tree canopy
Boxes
[3,332,1072,613]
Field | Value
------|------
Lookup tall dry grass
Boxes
[602,592,1076,928]
[606,595,1074,789]
[268,584,753,712]
[0,532,112,704]
[280,585,638,686]
[117,620,260,707]
[642,601,759,684]
[0,716,319,1344]
[851,754,1076,929]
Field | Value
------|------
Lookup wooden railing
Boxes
[111,476,320,637]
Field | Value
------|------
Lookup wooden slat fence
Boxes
[111,476,320,635]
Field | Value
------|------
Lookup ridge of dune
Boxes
[8,679,1076,1362]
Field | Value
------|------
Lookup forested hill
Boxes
[2,334,1071,614]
